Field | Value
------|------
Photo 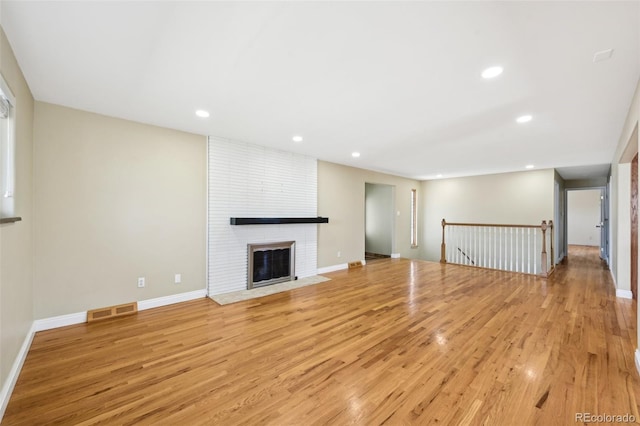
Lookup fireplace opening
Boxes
[248,241,295,289]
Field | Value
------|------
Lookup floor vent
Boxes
[87,302,138,323]
[348,261,364,269]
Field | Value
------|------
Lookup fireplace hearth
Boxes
[247,241,295,289]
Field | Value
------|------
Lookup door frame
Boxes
[563,186,609,261]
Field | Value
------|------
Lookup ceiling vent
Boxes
[593,49,614,63]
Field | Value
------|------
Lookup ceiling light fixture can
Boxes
[292,135,303,142]
[481,66,503,79]
[352,152,361,158]
[525,165,535,169]
[195,109,210,118]
[516,115,532,123]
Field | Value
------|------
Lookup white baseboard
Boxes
[608,270,633,299]
[616,289,633,299]
[138,289,207,310]
[636,349,640,378]
[33,289,208,332]
[34,311,87,332]
[317,263,348,274]
[0,322,36,420]
[391,253,400,258]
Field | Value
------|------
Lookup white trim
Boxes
[608,269,633,300]
[205,137,210,297]
[616,289,633,299]
[32,289,208,332]
[138,289,207,311]
[391,253,401,258]
[635,349,640,377]
[34,311,87,332]
[317,263,348,274]
[0,322,35,420]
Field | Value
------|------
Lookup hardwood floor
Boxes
[4,245,639,425]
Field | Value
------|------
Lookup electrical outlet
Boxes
[337,251,341,258]
[137,277,145,288]
[175,274,181,284]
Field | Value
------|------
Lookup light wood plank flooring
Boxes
[3,245,639,425]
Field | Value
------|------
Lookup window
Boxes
[411,188,418,247]
[0,73,16,219]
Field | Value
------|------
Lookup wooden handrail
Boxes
[442,219,545,229]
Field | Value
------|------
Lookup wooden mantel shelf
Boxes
[230,217,329,225]
[0,217,22,224]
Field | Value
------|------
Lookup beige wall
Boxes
[609,77,640,358]
[33,102,206,318]
[421,169,555,262]
[609,76,640,302]
[0,27,34,400]
[610,78,639,296]
[612,163,630,292]
[317,161,421,268]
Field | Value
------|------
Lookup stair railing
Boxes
[440,219,555,277]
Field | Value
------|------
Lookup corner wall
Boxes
[317,161,421,268]
[611,79,639,295]
[609,75,639,368]
[33,102,206,319]
[0,26,34,416]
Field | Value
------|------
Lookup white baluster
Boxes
[510,228,513,272]
[533,228,538,274]
[483,227,487,267]
[499,227,502,270]
[527,228,531,274]
[521,228,525,273]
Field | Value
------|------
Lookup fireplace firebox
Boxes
[247,241,295,289]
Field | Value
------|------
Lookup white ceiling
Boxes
[2,1,639,180]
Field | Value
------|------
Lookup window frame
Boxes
[0,72,17,220]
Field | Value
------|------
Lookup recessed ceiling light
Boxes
[352,152,361,158]
[436,174,443,178]
[481,66,503,79]
[195,109,210,118]
[292,135,303,143]
[525,165,535,169]
[516,115,532,123]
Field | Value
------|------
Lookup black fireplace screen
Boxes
[253,248,291,283]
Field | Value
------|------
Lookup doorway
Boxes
[567,188,604,253]
[364,183,394,261]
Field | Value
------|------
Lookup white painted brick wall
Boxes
[208,137,318,295]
